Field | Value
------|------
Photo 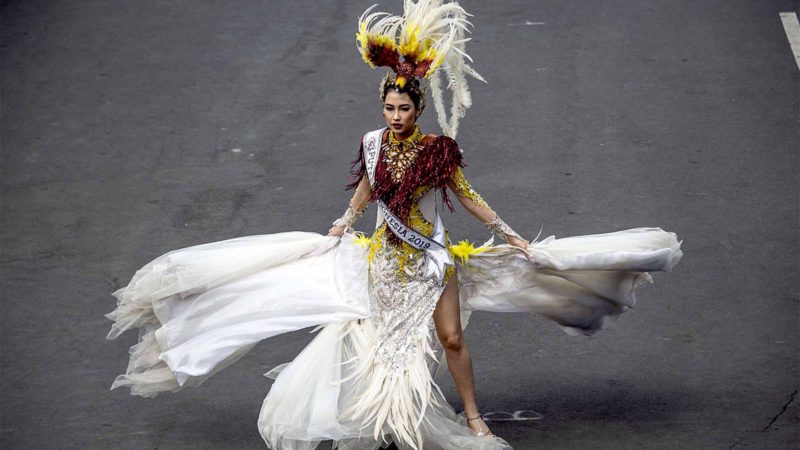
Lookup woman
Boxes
[106,1,682,449]
[326,76,529,440]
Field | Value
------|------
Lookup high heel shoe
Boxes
[466,413,494,437]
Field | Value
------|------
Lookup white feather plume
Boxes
[402,0,485,138]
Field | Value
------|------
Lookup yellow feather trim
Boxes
[367,226,385,263]
[449,239,491,265]
[353,232,372,247]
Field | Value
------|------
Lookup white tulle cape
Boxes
[106,227,682,449]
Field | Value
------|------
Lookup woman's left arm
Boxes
[446,167,529,249]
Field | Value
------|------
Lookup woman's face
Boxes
[383,90,418,138]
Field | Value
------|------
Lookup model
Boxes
[106,1,683,449]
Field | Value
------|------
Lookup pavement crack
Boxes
[760,389,798,432]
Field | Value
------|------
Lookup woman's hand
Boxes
[328,225,346,237]
[507,235,529,250]
[507,236,532,263]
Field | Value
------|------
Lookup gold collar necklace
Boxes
[384,126,423,183]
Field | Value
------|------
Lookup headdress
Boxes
[356,0,485,138]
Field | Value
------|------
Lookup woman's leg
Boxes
[433,275,493,435]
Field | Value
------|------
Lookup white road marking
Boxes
[779,12,800,71]
[507,21,545,26]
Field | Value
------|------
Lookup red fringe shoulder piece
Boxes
[346,131,464,227]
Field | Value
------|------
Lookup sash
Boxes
[362,128,383,187]
[362,128,454,285]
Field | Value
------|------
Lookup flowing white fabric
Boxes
[106,227,682,448]
[459,227,683,336]
[257,320,513,450]
[106,232,371,396]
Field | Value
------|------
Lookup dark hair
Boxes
[380,76,425,112]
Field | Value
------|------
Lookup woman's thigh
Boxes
[433,275,461,339]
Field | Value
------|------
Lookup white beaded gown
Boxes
[106,128,683,450]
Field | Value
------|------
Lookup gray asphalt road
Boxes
[2,0,798,448]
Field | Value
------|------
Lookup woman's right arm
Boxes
[328,176,372,236]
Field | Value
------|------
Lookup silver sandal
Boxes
[466,414,494,437]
